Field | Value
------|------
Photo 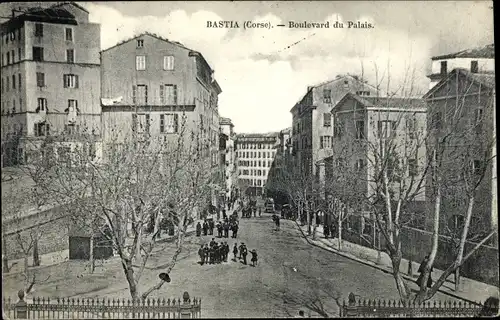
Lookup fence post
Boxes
[15,289,28,319]
[180,292,192,319]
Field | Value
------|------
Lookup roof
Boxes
[101,32,190,54]
[219,117,234,126]
[334,92,426,110]
[236,132,279,138]
[1,6,77,32]
[50,2,89,13]
[423,68,496,99]
[280,127,292,135]
[432,44,494,60]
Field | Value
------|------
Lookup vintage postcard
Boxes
[1,1,497,318]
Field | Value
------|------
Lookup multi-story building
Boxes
[235,133,279,197]
[1,2,101,167]
[220,117,237,204]
[424,67,496,241]
[427,43,494,90]
[325,93,427,228]
[266,127,292,204]
[100,32,222,207]
[290,75,379,181]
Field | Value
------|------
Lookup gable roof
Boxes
[334,92,426,111]
[101,32,191,54]
[423,68,496,99]
[50,2,89,13]
[431,44,494,60]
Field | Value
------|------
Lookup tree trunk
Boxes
[33,238,40,267]
[89,235,95,273]
[123,260,139,300]
[307,202,311,235]
[391,254,411,305]
[454,268,460,291]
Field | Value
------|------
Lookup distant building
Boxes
[290,75,380,182]
[427,44,494,90]
[0,2,101,167]
[235,132,279,197]
[266,127,292,204]
[220,117,237,203]
[424,68,496,242]
[100,32,223,207]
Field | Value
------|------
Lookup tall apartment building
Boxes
[235,133,279,197]
[220,117,237,203]
[424,68,496,241]
[100,32,222,207]
[427,44,494,90]
[0,2,101,167]
[266,127,292,204]
[290,75,379,180]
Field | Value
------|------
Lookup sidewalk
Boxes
[296,222,499,305]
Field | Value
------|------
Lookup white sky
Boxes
[1,1,494,133]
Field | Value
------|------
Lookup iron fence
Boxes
[340,294,497,318]
[2,290,201,319]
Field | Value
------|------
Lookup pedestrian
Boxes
[203,244,209,264]
[238,243,244,259]
[196,222,202,237]
[209,220,215,235]
[250,249,258,267]
[233,243,238,260]
[416,254,433,288]
[222,209,227,220]
[253,207,256,217]
[198,244,205,265]
[232,223,239,238]
[203,221,208,236]
[259,207,261,217]
[324,224,330,239]
[276,215,280,230]
[224,221,229,238]
[224,242,229,262]
[217,221,223,238]
[210,238,216,248]
[209,246,214,264]
[241,244,248,265]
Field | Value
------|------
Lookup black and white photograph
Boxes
[0,1,498,318]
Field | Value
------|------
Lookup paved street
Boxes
[2,210,458,318]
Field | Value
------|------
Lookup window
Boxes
[10,32,15,41]
[474,108,483,126]
[163,55,175,70]
[320,136,331,149]
[472,160,483,176]
[7,52,10,65]
[323,89,332,103]
[66,49,74,63]
[356,159,365,171]
[12,75,16,89]
[132,114,150,133]
[63,74,79,88]
[6,77,9,91]
[18,48,21,61]
[404,159,416,177]
[65,124,79,135]
[160,114,179,133]
[343,80,349,88]
[137,39,144,48]
[33,47,44,61]
[35,23,43,37]
[36,72,45,87]
[18,74,21,90]
[133,85,148,105]
[335,158,344,167]
[407,115,417,139]
[333,118,343,138]
[136,55,146,70]
[11,50,15,63]
[34,123,49,136]
[471,60,478,73]
[440,61,447,75]
[431,112,442,130]
[37,98,47,112]
[160,84,177,104]
[452,215,465,230]
[12,99,16,113]
[355,120,365,139]
[356,91,370,96]
[323,113,332,127]
[65,28,73,41]
[378,120,396,138]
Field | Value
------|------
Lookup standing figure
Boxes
[217,221,223,238]
[209,245,214,264]
[196,222,202,237]
[198,244,205,265]
[233,243,238,260]
[209,220,215,236]
[241,244,248,265]
[224,221,230,238]
[222,209,227,220]
[275,215,281,230]
[259,207,262,217]
[324,224,330,239]
[238,243,244,259]
[210,238,216,248]
[250,249,258,267]
[232,223,239,238]
[203,244,209,264]
[203,221,208,236]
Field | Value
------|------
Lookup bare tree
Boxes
[24,114,215,300]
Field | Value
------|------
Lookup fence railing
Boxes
[340,293,498,318]
[2,290,202,319]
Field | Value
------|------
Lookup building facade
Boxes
[220,117,237,204]
[100,32,222,207]
[290,75,379,181]
[235,133,279,197]
[424,68,496,241]
[427,44,494,90]
[1,2,101,167]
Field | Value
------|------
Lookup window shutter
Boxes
[45,123,50,135]
[132,85,137,104]
[174,114,179,133]
[174,85,177,104]
[160,114,164,133]
[132,114,137,132]
[146,114,150,133]
[145,85,148,104]
[75,75,79,88]
[160,85,164,104]
[63,75,67,88]
[377,121,382,138]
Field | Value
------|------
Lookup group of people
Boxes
[198,240,258,267]
[196,216,239,238]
